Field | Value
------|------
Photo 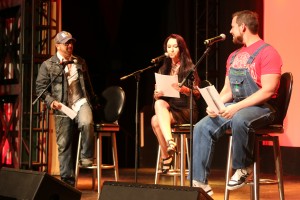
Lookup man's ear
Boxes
[241,23,246,32]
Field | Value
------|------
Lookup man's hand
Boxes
[51,100,62,110]
[206,107,218,118]
[219,104,239,119]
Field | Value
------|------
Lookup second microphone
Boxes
[151,52,169,64]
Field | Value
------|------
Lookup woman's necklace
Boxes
[171,61,181,75]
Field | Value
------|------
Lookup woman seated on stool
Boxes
[152,34,201,173]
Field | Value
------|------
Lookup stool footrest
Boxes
[79,165,98,169]
[245,179,279,185]
[101,165,116,169]
[259,178,279,184]
[157,169,189,176]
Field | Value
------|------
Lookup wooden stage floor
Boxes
[74,168,300,200]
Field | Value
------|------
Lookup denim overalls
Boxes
[229,43,269,102]
[190,44,276,184]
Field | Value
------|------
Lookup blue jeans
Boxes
[190,104,274,184]
[55,102,94,179]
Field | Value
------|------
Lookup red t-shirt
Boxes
[226,40,282,88]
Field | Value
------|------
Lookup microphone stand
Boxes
[120,63,158,183]
[179,45,212,187]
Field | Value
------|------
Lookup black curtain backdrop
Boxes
[61,0,263,168]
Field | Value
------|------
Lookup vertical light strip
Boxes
[264,0,300,147]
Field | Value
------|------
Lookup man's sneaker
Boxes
[227,166,253,190]
[192,180,214,196]
[80,158,93,167]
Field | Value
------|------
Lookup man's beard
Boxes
[233,35,243,45]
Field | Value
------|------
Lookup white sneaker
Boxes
[192,180,214,196]
[227,165,253,190]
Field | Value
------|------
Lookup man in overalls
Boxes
[190,10,282,196]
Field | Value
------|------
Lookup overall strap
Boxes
[246,43,270,64]
[229,48,241,65]
[229,43,270,65]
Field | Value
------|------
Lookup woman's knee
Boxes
[151,115,159,128]
[154,99,169,110]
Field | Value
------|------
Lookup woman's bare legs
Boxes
[151,115,169,159]
[151,99,175,159]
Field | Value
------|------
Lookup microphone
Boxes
[151,52,169,64]
[59,59,78,66]
[204,34,226,45]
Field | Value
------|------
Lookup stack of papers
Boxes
[155,73,180,98]
[59,103,77,119]
[197,85,225,114]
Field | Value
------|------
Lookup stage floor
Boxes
[74,168,300,200]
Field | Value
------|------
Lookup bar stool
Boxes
[155,124,191,186]
[74,132,98,191]
[74,86,125,193]
[75,124,120,193]
[95,123,120,185]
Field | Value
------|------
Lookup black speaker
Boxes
[99,181,213,200]
[0,167,81,200]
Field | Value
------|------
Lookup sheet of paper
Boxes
[197,85,225,114]
[155,73,180,98]
[59,103,77,119]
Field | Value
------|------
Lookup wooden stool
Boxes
[75,86,125,193]
[75,123,119,193]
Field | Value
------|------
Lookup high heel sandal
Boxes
[161,156,173,174]
[167,138,177,156]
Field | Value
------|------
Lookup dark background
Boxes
[61,0,263,169]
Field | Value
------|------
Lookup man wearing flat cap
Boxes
[36,31,95,186]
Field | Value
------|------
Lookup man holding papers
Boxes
[190,10,282,196]
[151,34,201,174]
[36,31,96,186]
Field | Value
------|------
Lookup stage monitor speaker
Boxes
[0,167,81,200]
[99,181,213,200]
